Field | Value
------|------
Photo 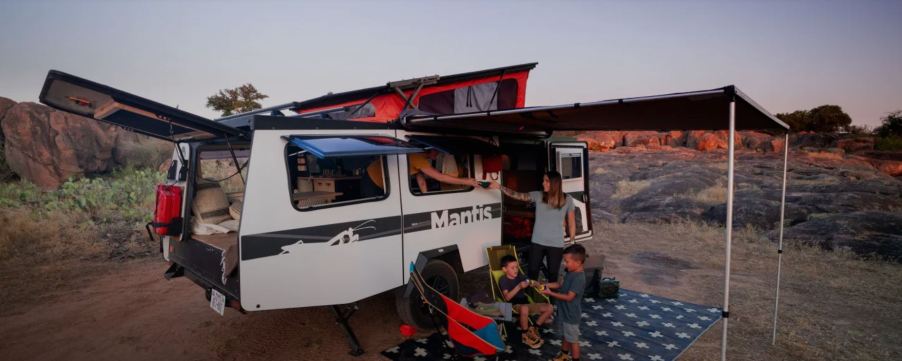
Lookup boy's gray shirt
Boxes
[557,270,586,324]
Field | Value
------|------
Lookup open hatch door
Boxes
[550,141,593,243]
[284,135,425,159]
[39,70,245,142]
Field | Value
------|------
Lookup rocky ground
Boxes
[587,147,902,261]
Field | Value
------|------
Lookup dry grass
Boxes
[0,208,111,310]
[584,221,902,361]
[691,183,728,205]
[612,179,652,199]
[0,209,102,263]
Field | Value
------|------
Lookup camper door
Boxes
[549,141,593,243]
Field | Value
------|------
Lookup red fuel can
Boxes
[154,184,183,235]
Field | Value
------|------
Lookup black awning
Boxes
[403,86,789,134]
[406,135,501,155]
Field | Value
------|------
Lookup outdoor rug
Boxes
[382,289,721,361]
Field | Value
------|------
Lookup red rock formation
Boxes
[836,137,875,153]
[769,137,786,153]
[1,101,171,189]
[874,160,902,177]
[0,97,15,126]
[622,131,661,149]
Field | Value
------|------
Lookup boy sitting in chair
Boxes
[498,255,554,349]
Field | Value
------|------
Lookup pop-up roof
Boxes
[285,63,536,122]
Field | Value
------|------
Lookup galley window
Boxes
[283,135,423,210]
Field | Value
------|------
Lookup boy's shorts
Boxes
[514,303,546,315]
[557,321,580,342]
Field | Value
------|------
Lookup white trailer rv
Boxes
[38,64,595,355]
[38,63,787,356]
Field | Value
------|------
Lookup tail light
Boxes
[154,184,183,235]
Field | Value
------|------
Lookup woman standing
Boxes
[491,171,576,283]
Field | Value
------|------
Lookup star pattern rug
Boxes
[382,289,721,361]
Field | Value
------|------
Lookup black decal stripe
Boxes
[241,216,402,260]
[241,202,502,261]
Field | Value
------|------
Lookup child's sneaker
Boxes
[551,351,572,361]
[528,326,541,340]
[521,331,543,349]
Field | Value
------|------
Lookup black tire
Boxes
[396,259,460,329]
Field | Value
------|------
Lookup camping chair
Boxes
[408,263,505,358]
[486,245,550,305]
[485,245,550,340]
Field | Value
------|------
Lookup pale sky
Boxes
[1,0,900,127]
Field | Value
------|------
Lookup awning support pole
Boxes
[721,100,736,361]
[771,132,790,345]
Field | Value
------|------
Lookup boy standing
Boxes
[541,244,587,361]
[498,255,554,349]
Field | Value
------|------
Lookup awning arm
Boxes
[721,99,736,361]
[771,132,790,344]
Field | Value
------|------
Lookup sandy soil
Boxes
[1,222,900,361]
[0,258,408,361]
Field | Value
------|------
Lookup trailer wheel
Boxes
[396,259,459,329]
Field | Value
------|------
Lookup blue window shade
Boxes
[286,136,424,159]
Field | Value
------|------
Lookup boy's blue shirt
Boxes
[557,270,586,325]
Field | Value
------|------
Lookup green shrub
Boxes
[0,167,164,263]
[0,167,163,227]
[875,136,902,151]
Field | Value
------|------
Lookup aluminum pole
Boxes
[772,133,790,345]
[721,100,736,361]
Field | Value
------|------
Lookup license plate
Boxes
[210,289,226,316]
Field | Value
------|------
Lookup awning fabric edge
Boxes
[403,85,790,133]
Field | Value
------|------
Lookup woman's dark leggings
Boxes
[527,244,564,283]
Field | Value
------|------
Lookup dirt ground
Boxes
[1,221,900,361]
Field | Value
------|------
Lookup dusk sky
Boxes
[1,1,900,127]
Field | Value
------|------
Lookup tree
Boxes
[808,105,852,132]
[775,104,852,132]
[775,110,809,131]
[874,110,902,137]
[206,84,269,117]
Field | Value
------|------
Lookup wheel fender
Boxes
[402,245,462,298]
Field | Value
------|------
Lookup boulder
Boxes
[687,131,727,151]
[665,131,686,147]
[741,131,775,152]
[1,101,172,189]
[623,131,662,148]
[0,97,15,126]
[836,137,875,153]
[872,159,902,177]
[579,132,618,151]
[578,135,607,152]
[791,132,838,149]
[769,137,786,153]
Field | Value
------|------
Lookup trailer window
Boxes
[559,153,582,180]
[285,144,389,210]
[408,151,473,195]
[197,149,250,196]
[418,79,519,115]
